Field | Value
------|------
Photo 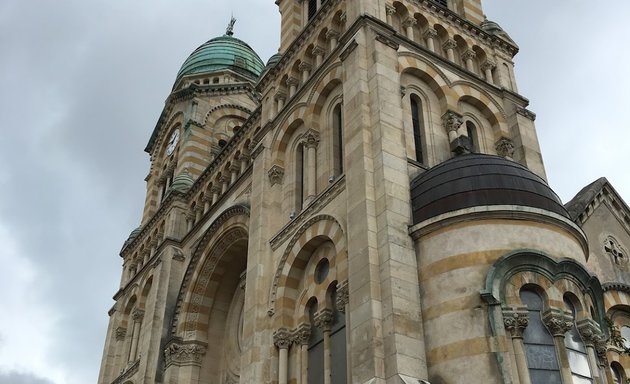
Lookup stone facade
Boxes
[98,1,630,383]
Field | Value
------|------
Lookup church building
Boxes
[98,1,630,383]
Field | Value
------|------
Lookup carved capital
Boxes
[229,162,240,173]
[335,280,349,313]
[594,339,609,364]
[325,30,340,41]
[314,308,334,332]
[293,323,312,345]
[274,91,287,102]
[481,60,497,71]
[403,17,417,27]
[301,129,321,149]
[495,137,515,159]
[542,308,572,337]
[115,326,127,341]
[164,340,207,367]
[502,309,529,338]
[132,308,145,322]
[311,46,326,57]
[286,77,299,87]
[273,327,292,350]
[298,62,312,72]
[442,39,457,50]
[462,49,477,60]
[441,110,464,132]
[577,319,604,347]
[423,28,438,40]
[385,4,396,16]
[268,165,285,186]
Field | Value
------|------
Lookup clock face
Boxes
[166,130,180,155]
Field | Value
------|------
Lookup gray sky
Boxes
[0,1,627,383]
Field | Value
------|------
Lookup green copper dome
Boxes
[167,172,195,194]
[175,34,265,85]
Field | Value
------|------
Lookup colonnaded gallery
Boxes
[97,0,630,383]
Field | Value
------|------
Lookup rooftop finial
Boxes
[226,16,236,36]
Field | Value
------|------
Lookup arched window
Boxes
[410,96,424,164]
[563,297,593,383]
[466,121,478,152]
[308,303,324,384]
[308,0,317,20]
[611,362,625,384]
[332,104,344,177]
[520,289,562,384]
[295,144,305,212]
[621,326,630,349]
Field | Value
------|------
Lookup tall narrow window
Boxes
[308,303,324,384]
[410,96,424,163]
[330,289,347,383]
[296,144,305,211]
[332,104,344,177]
[308,0,317,20]
[611,362,625,384]
[564,297,593,383]
[466,121,478,152]
[520,289,562,384]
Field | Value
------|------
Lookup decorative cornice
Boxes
[164,340,207,367]
[375,33,400,50]
[270,176,345,251]
[516,106,536,121]
[112,359,139,384]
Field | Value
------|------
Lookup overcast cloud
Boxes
[0,1,627,383]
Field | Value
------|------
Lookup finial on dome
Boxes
[226,16,236,36]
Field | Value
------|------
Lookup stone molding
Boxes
[375,33,399,50]
[502,308,529,339]
[339,39,358,62]
[268,165,285,186]
[112,358,139,384]
[164,340,207,367]
[516,106,536,121]
[273,327,292,349]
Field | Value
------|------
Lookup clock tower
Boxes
[99,1,630,384]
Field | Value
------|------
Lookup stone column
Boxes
[211,184,221,205]
[185,211,195,232]
[423,28,438,52]
[301,130,320,203]
[312,46,325,68]
[503,309,531,384]
[442,110,464,142]
[326,30,339,51]
[220,174,230,194]
[542,308,573,384]
[240,152,251,174]
[274,328,292,384]
[114,326,127,374]
[230,162,240,184]
[202,194,211,214]
[287,77,299,98]
[195,204,203,223]
[403,17,417,40]
[385,5,395,25]
[314,309,334,384]
[275,92,286,114]
[335,280,350,384]
[294,323,311,384]
[299,62,312,83]
[128,308,144,363]
[443,39,457,62]
[462,49,477,72]
[163,340,207,382]
[481,60,496,84]
[577,319,605,384]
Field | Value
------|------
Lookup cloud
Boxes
[0,371,55,384]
